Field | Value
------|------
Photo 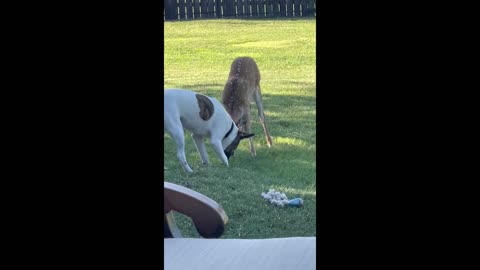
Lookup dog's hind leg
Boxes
[253,85,273,148]
[192,134,209,165]
[166,126,194,173]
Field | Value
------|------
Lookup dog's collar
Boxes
[224,122,234,139]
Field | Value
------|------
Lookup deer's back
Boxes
[222,57,260,111]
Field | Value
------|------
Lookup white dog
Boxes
[164,89,254,173]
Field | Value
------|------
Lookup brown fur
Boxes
[222,57,273,156]
[196,94,214,121]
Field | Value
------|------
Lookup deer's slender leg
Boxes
[244,111,256,156]
[253,85,273,147]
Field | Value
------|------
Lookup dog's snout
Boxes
[225,151,234,160]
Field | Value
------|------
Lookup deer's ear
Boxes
[239,132,255,140]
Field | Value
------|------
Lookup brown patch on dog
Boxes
[196,94,214,121]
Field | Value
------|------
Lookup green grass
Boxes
[164,19,316,239]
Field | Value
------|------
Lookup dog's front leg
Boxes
[210,139,229,167]
[192,134,209,165]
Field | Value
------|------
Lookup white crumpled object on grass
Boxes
[261,189,290,207]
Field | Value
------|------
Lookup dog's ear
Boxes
[239,132,255,140]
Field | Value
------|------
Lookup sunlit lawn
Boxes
[164,19,316,238]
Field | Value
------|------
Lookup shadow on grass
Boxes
[229,142,316,184]
[165,134,315,187]
[246,91,316,138]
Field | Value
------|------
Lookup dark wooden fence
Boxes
[164,0,316,20]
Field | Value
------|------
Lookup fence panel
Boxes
[186,0,193,19]
[286,0,293,17]
[273,0,280,17]
[178,0,185,19]
[194,0,200,18]
[164,0,316,20]
[216,0,222,18]
[200,0,208,18]
[237,0,244,17]
[207,0,215,17]
[251,0,258,17]
[305,0,314,16]
[267,0,277,17]
[293,0,300,17]
[224,0,235,17]
[279,0,286,17]
[300,0,307,16]
[258,0,265,17]
[165,0,177,20]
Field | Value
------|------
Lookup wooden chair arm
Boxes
[164,182,229,238]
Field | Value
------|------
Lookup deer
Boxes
[222,57,273,157]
